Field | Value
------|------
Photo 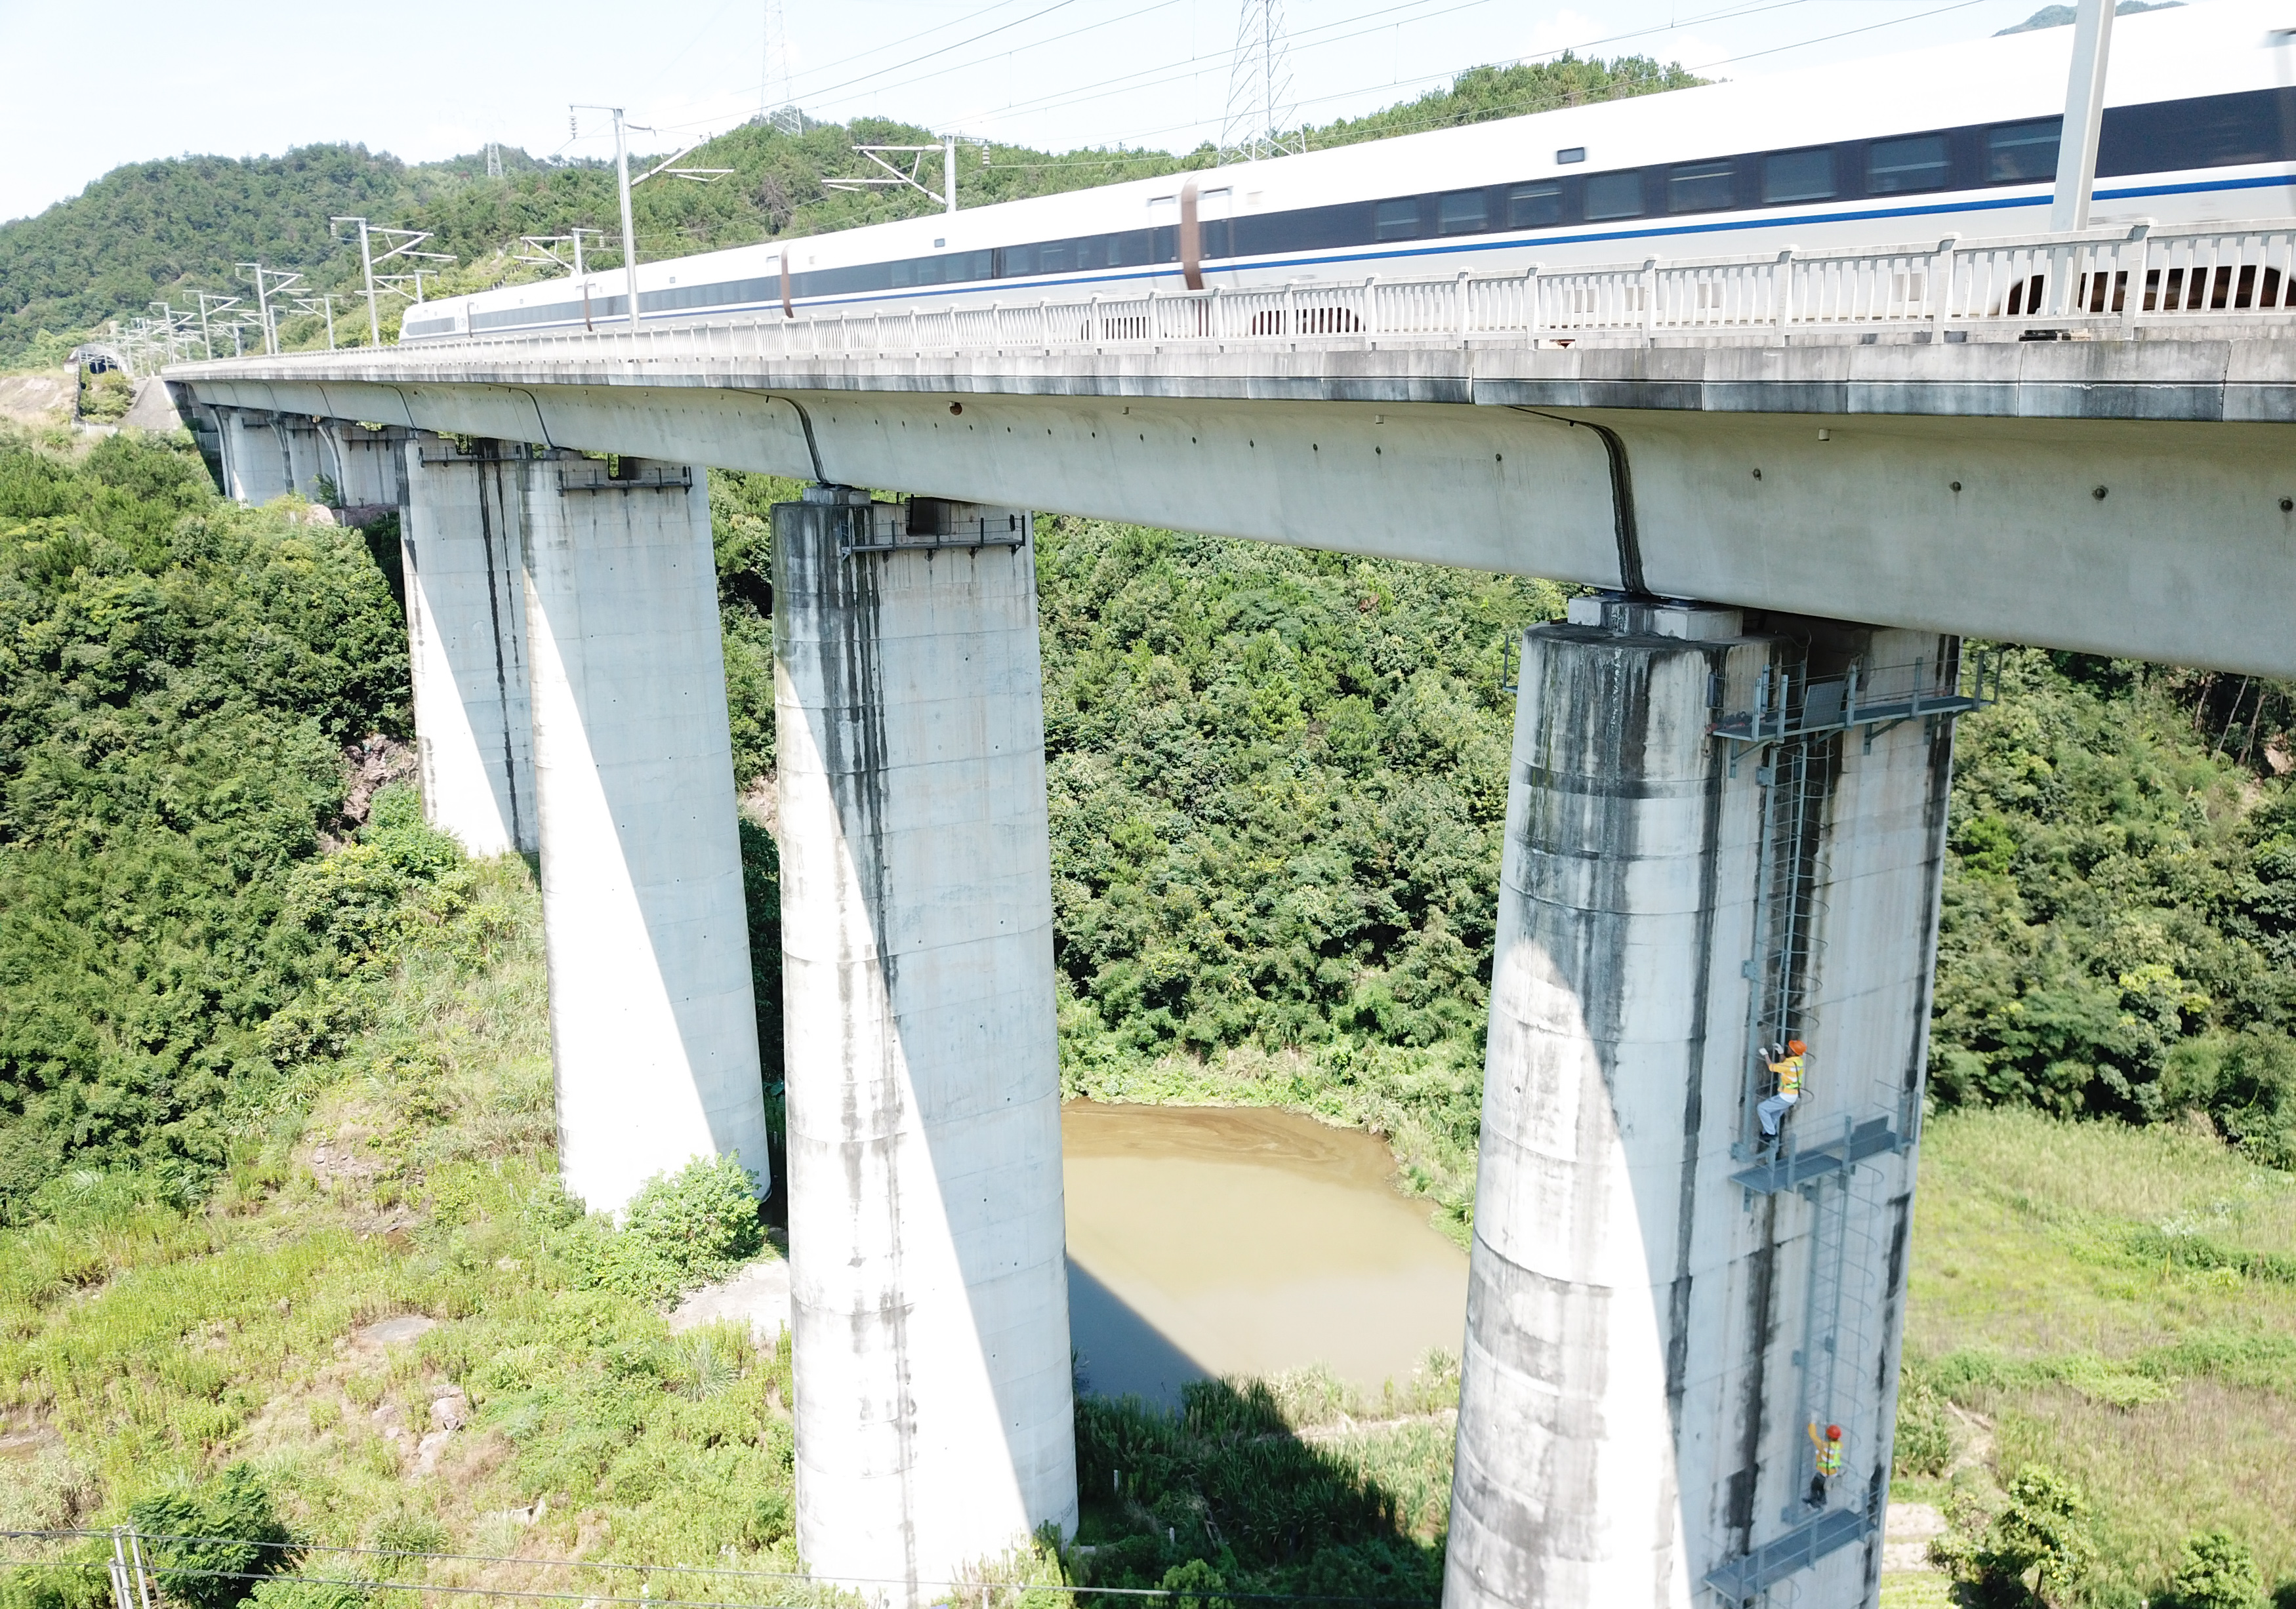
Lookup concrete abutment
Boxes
[1446,596,1956,1609]
[772,489,1078,1602]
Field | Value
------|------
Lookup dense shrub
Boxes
[1891,1363,1954,1479]
[1071,1379,1439,1599]
[1035,517,1564,1062]
[2169,1530,2266,1609]
[0,429,415,1208]
[573,1154,766,1303]
[1934,651,2296,1163]
[126,1465,293,1609]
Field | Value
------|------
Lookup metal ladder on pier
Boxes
[1717,649,2001,1196]
[1731,715,1830,1173]
[1706,652,1984,1606]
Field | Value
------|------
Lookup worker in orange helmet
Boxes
[1757,1038,1808,1155]
[1807,1421,1844,1508]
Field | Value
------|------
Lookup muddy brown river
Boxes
[1062,1101,1469,1404]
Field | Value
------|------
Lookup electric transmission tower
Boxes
[485,141,504,178]
[1220,0,1302,164]
[762,0,801,133]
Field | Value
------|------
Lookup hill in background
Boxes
[0,54,1696,363]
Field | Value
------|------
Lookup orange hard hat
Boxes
[1788,1039,1807,1055]
[1826,1425,1842,1440]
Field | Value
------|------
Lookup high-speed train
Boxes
[403,1,2296,344]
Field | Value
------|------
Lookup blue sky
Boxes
[2,0,2091,224]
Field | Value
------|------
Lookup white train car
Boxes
[403,0,2296,344]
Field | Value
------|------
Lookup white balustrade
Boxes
[222,219,2296,380]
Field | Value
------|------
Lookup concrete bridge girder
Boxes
[174,364,2296,677]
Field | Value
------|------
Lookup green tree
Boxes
[1975,1464,2096,1606]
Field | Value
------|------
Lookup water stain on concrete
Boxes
[1063,1101,1467,1404]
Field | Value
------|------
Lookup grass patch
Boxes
[1900,1107,2296,1603]
[0,852,1452,1604]
[0,856,807,1601]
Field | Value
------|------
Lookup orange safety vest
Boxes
[1770,1053,1805,1097]
[1811,1428,1843,1478]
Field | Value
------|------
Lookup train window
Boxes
[1986,119,2060,182]
[1669,159,1734,213]
[1039,241,1071,273]
[1507,182,1562,228]
[1763,147,1835,203]
[1584,170,1644,220]
[1374,197,1422,240]
[1001,243,1035,277]
[1437,190,1488,234]
[1868,134,1949,193]
[2099,87,2296,176]
[1556,147,1586,164]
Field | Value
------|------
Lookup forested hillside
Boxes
[0,52,1702,362]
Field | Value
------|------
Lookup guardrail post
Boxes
[1641,258,1658,346]
[1364,275,1380,339]
[1458,270,1473,344]
[1524,263,1542,343]
[127,1525,154,1609]
[1774,248,1796,344]
[2122,222,2151,333]
[1931,235,1959,338]
[108,1528,132,1609]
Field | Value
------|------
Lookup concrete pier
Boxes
[216,408,293,504]
[400,440,537,857]
[325,422,411,509]
[773,490,1076,1600]
[1445,597,1956,1609]
[520,454,771,1213]
[277,415,327,500]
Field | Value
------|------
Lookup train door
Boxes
[1149,181,1235,291]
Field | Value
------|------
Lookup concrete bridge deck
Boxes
[173,318,2296,678]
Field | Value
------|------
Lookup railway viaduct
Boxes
[167,222,2296,1609]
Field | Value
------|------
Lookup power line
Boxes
[939,0,1525,135]
[788,0,1087,105]
[977,0,1988,160]
[1682,0,1991,70]
[775,0,1054,95]
[942,0,1771,142]
[801,0,1185,120]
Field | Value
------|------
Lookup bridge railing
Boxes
[368,217,2296,368]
